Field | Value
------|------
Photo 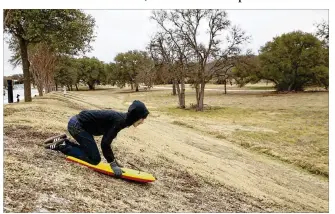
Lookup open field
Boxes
[3,85,329,212]
[126,85,329,177]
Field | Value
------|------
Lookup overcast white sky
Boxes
[3,9,328,76]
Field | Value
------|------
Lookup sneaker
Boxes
[43,134,67,144]
[45,139,67,151]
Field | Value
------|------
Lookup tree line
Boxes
[4,9,329,111]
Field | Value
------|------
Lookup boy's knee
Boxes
[89,155,101,165]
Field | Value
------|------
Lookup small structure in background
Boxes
[63,86,67,96]
[16,94,20,103]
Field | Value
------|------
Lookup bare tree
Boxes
[28,43,58,96]
[150,11,196,109]
[149,31,189,108]
[135,52,156,89]
[151,9,250,111]
[149,33,175,93]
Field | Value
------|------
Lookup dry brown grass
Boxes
[3,87,329,212]
[121,88,329,177]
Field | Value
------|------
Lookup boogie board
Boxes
[66,156,156,183]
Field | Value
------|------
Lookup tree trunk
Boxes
[45,84,52,93]
[131,83,134,90]
[37,83,43,96]
[172,81,177,95]
[75,84,79,91]
[180,78,185,108]
[175,80,182,108]
[32,69,44,97]
[224,80,227,94]
[135,83,139,92]
[70,85,73,91]
[19,38,32,102]
[195,82,200,107]
[88,83,95,90]
[55,83,58,91]
[196,81,205,111]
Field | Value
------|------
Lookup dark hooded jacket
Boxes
[76,100,149,162]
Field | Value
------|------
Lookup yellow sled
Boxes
[66,156,156,183]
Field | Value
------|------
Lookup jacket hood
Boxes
[125,100,149,126]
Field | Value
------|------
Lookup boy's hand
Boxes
[110,160,123,178]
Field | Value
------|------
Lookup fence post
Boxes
[7,79,13,103]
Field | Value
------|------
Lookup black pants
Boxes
[60,116,101,165]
